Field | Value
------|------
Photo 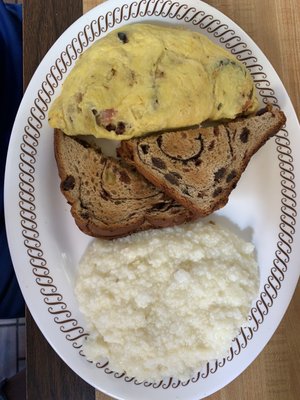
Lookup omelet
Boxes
[48,23,258,140]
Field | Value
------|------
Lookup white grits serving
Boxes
[75,220,259,382]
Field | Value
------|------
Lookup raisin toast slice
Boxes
[118,105,286,215]
[54,129,195,239]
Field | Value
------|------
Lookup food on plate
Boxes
[55,105,286,238]
[75,220,259,382]
[118,105,286,214]
[48,23,258,140]
[49,23,286,239]
[54,129,195,238]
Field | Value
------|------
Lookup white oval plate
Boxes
[4,0,300,399]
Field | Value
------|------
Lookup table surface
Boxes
[23,0,300,399]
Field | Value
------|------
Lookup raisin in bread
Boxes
[54,129,195,239]
[118,105,286,215]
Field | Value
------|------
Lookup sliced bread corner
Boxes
[118,105,286,215]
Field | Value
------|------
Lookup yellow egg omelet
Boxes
[48,23,258,140]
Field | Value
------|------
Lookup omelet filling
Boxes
[48,23,258,140]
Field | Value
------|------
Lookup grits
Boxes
[75,220,259,381]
